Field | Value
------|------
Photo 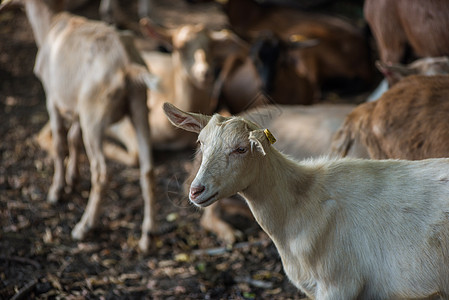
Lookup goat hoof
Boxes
[138,234,150,253]
[233,229,244,241]
[71,223,88,241]
[65,179,75,192]
[220,230,238,245]
[47,190,60,204]
[64,184,74,195]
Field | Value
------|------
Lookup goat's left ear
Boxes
[375,60,410,84]
[249,129,270,156]
[163,102,210,133]
[140,17,174,51]
[288,35,320,49]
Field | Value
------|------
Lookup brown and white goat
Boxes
[222,0,374,98]
[164,102,449,299]
[0,0,157,252]
[364,0,449,66]
[333,74,449,160]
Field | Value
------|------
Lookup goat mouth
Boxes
[192,192,218,207]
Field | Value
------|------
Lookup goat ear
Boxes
[375,60,410,85]
[288,35,320,49]
[210,30,249,62]
[0,0,21,11]
[140,17,174,50]
[249,129,268,156]
[163,102,210,133]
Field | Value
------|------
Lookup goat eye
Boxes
[234,147,247,154]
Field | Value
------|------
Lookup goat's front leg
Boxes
[35,122,54,156]
[104,117,139,166]
[137,0,152,19]
[47,102,66,203]
[201,202,237,245]
[129,88,156,252]
[66,121,82,191]
[72,117,107,241]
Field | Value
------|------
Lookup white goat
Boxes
[196,103,368,244]
[1,0,157,252]
[164,102,449,299]
[190,56,449,245]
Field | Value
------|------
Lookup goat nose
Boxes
[190,185,205,200]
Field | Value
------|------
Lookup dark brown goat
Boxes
[222,0,374,98]
[332,75,449,160]
[214,32,316,114]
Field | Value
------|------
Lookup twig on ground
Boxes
[0,255,41,269]
[234,276,274,289]
[192,238,271,256]
[10,278,39,300]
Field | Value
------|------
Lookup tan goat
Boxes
[332,74,449,160]
[1,0,157,252]
[99,20,244,165]
[35,19,242,166]
[164,102,449,299]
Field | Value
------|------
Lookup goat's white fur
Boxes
[164,102,449,299]
[11,0,157,252]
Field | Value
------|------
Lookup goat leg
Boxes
[128,84,156,252]
[201,202,238,245]
[65,121,81,191]
[104,117,139,166]
[47,101,67,203]
[72,115,107,241]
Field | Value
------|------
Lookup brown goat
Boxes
[223,0,374,99]
[376,56,449,86]
[332,75,449,160]
[364,0,449,66]
[213,32,317,114]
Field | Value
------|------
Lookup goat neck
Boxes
[23,0,57,47]
[172,52,213,114]
[240,148,318,245]
[174,64,212,112]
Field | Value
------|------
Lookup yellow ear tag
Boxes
[264,129,276,145]
[289,34,308,42]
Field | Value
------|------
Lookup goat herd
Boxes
[2,0,449,298]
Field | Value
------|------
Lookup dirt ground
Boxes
[0,0,366,299]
